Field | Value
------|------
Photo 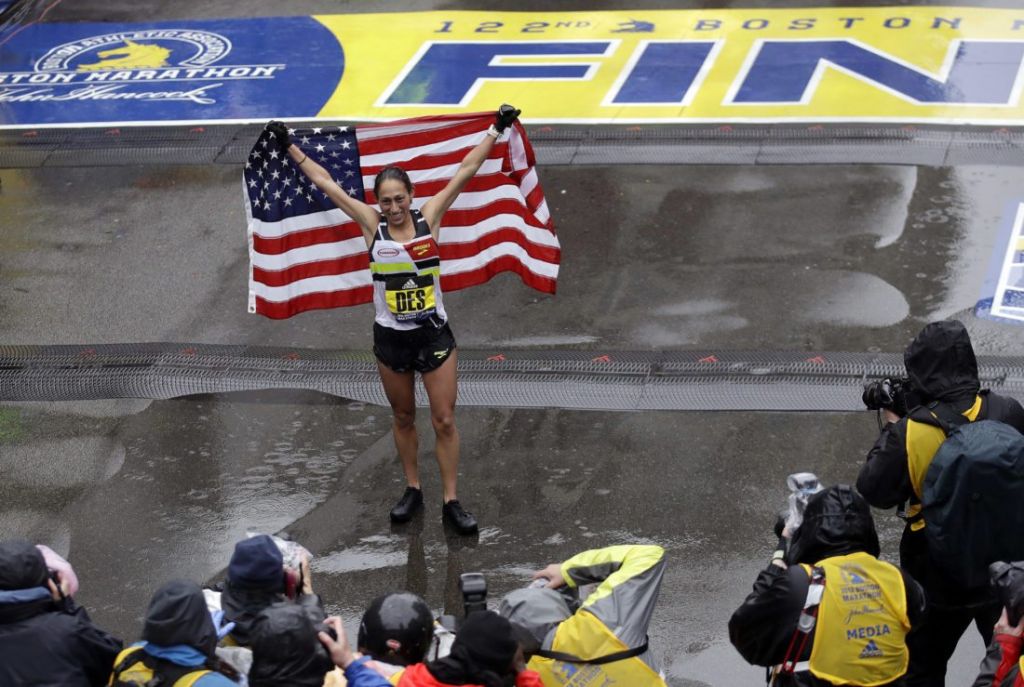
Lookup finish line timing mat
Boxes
[3,7,1024,127]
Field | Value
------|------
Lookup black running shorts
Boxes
[373,321,456,374]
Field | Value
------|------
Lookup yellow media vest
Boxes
[802,552,910,687]
[904,395,983,530]
[528,609,665,686]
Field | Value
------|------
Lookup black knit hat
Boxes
[428,611,519,687]
[451,612,518,673]
[228,535,284,590]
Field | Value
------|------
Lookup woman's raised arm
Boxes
[419,105,520,238]
[266,121,379,245]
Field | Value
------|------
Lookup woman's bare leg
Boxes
[377,361,419,487]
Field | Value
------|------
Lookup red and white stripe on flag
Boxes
[244,112,558,319]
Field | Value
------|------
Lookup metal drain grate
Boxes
[2,343,1021,411]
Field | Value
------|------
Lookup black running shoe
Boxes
[390,486,423,523]
[442,499,478,534]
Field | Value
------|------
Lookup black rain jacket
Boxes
[248,600,333,687]
[220,581,324,647]
[0,540,122,687]
[856,320,1024,602]
[729,486,926,687]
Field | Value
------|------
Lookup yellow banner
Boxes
[315,8,1024,124]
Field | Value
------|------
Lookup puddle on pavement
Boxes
[0,391,387,637]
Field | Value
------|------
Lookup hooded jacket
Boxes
[857,320,1024,600]
[903,320,981,405]
[143,579,219,656]
[248,601,334,687]
[0,539,123,687]
[500,545,667,687]
[112,579,236,686]
[729,487,926,687]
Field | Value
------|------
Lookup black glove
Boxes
[265,120,291,152]
[773,512,787,540]
[494,104,521,133]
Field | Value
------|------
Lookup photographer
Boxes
[973,609,1024,687]
[499,544,667,686]
[390,611,542,687]
[974,562,1024,687]
[0,538,122,686]
[109,579,239,686]
[729,485,925,687]
[355,592,435,673]
[857,320,1024,686]
[319,611,541,687]
[248,602,334,687]
[218,534,323,648]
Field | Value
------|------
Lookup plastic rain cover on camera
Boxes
[245,531,311,571]
[784,473,823,534]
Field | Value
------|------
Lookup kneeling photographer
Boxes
[324,589,543,687]
[499,544,668,687]
[857,320,1024,686]
[729,485,926,687]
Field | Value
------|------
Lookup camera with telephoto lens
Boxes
[459,572,488,617]
[862,377,911,416]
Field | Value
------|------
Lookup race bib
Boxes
[385,274,436,322]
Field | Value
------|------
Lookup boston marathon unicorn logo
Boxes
[0,19,336,123]
[11,28,285,108]
[76,40,172,71]
[36,29,230,73]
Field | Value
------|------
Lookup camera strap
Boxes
[909,402,970,436]
[534,636,649,665]
[775,565,825,678]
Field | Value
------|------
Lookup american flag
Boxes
[244,112,558,319]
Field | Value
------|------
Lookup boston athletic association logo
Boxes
[0,29,283,107]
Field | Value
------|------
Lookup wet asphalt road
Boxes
[6,159,1023,687]
[4,2,1024,686]
[2,162,1024,687]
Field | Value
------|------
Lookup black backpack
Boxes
[915,403,1024,590]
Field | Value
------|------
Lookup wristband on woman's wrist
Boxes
[296,153,308,165]
[486,124,500,139]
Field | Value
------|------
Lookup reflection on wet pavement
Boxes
[0,391,386,631]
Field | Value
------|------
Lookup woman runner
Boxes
[265,105,521,534]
